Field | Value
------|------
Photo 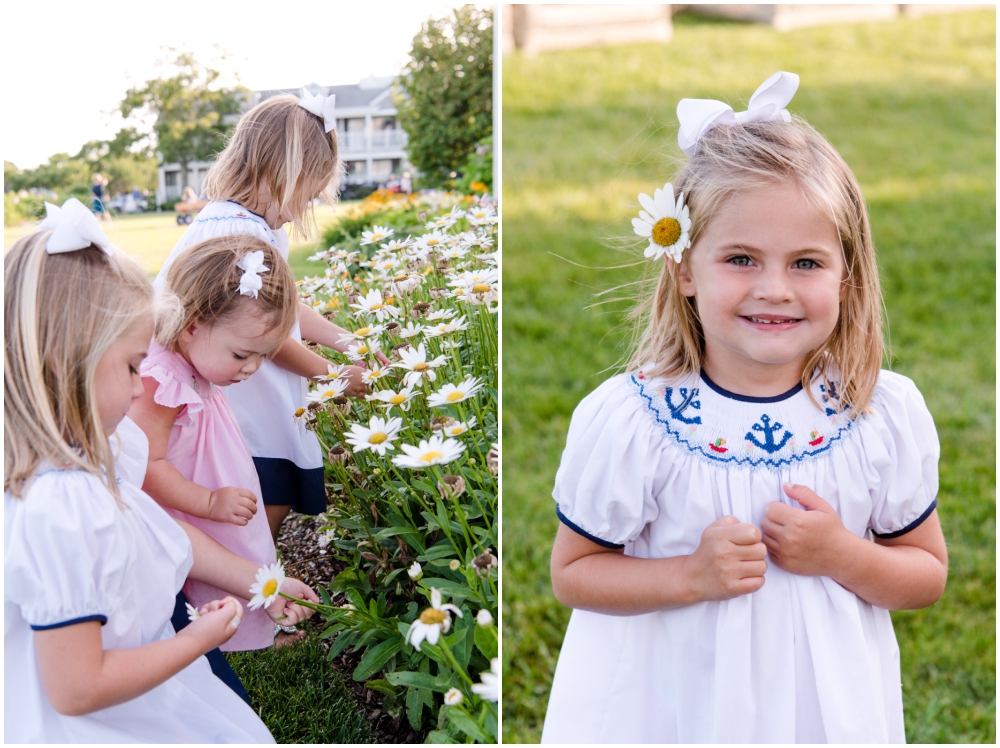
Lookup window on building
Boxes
[165,172,178,187]
[345,161,366,178]
[344,118,366,132]
[372,116,397,131]
[371,160,394,180]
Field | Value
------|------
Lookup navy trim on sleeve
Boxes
[871,499,938,539]
[31,614,107,631]
[556,505,625,549]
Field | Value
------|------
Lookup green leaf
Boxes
[406,684,424,730]
[364,679,398,697]
[386,671,452,693]
[327,630,357,660]
[474,623,497,660]
[447,709,490,743]
[353,637,404,681]
[419,542,460,562]
[426,730,456,743]
[319,623,344,639]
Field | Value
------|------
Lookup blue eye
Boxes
[794,259,819,269]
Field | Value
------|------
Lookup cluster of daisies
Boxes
[295,194,498,473]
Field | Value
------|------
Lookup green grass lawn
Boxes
[501,9,995,744]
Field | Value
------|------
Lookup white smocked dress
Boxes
[4,418,274,743]
[542,369,939,744]
[153,201,325,512]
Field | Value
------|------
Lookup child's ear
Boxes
[677,259,697,297]
[179,320,201,344]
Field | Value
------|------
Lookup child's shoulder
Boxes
[7,465,122,533]
[187,201,280,246]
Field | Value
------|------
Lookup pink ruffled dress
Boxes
[141,340,276,651]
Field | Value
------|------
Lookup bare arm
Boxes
[550,515,768,616]
[271,324,369,398]
[761,484,948,610]
[128,378,257,525]
[35,599,241,715]
[299,302,391,367]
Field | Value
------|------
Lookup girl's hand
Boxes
[375,350,391,367]
[266,577,321,625]
[340,365,370,398]
[683,516,768,600]
[207,486,258,525]
[176,596,243,652]
[760,483,849,576]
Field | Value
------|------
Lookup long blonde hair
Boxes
[202,94,343,238]
[155,234,297,352]
[5,233,153,499]
[628,118,884,415]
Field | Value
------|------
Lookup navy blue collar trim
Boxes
[700,371,803,403]
[241,205,267,221]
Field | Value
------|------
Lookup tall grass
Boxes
[501,10,995,743]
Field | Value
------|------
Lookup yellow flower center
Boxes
[358,345,369,354]
[446,391,465,402]
[427,239,440,246]
[322,390,336,398]
[370,370,384,378]
[390,394,406,404]
[454,288,465,295]
[419,608,447,625]
[356,327,371,336]
[370,302,383,311]
[394,274,408,283]
[262,579,278,597]
[294,408,305,417]
[420,450,444,463]
[472,282,491,293]
[413,362,430,372]
[652,217,682,247]
[369,432,388,445]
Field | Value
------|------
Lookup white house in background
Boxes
[156,77,411,205]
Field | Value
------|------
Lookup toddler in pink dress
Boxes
[129,233,300,651]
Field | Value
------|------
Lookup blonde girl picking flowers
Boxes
[154,92,387,543]
[542,73,947,744]
[129,234,306,652]
[4,200,315,742]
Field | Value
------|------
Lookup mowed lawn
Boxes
[501,10,995,744]
[4,204,341,277]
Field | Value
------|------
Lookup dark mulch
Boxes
[277,512,425,744]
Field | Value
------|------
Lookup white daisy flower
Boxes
[248,562,286,610]
[392,434,466,469]
[185,602,202,622]
[443,416,477,437]
[366,385,419,412]
[448,268,497,288]
[408,561,423,579]
[632,181,692,262]
[424,316,470,338]
[394,343,448,387]
[317,529,335,549]
[360,225,394,246]
[413,230,448,256]
[444,688,463,706]
[344,415,403,456]
[315,364,350,383]
[470,658,499,702]
[292,406,315,425]
[345,339,383,362]
[404,588,463,651]
[350,289,400,321]
[361,365,390,385]
[427,377,484,408]
[426,308,457,321]
[373,257,400,274]
[381,237,412,252]
[338,324,384,343]
[476,609,493,627]
[399,322,424,339]
[306,378,350,404]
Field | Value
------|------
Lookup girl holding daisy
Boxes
[154,92,381,542]
[543,73,947,743]
[130,233,302,652]
[4,200,315,742]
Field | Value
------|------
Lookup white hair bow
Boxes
[236,250,269,298]
[677,71,800,157]
[38,197,115,256]
[298,89,337,133]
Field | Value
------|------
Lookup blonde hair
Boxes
[155,234,297,351]
[5,233,153,500]
[629,117,884,415]
[202,94,343,238]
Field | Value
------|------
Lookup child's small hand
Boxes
[207,486,258,525]
[761,483,849,576]
[177,596,243,652]
[340,365,370,398]
[375,351,391,367]
[684,515,768,601]
[265,577,321,625]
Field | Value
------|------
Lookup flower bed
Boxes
[294,191,499,743]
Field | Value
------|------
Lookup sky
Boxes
[3,1,487,170]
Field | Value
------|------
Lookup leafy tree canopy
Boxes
[396,6,493,187]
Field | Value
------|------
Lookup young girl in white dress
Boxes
[542,73,948,744]
[154,92,381,542]
[3,199,317,742]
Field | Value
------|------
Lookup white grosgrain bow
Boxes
[677,71,800,156]
[236,251,269,298]
[298,89,337,133]
[38,197,115,256]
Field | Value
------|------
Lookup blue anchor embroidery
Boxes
[664,387,702,424]
[820,382,840,416]
[746,414,792,454]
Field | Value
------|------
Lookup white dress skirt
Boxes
[4,421,274,743]
[541,369,939,744]
[153,201,326,513]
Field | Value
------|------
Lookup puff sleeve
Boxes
[864,371,940,538]
[553,376,669,548]
[5,471,129,630]
[140,360,204,428]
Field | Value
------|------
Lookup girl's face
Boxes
[679,180,846,394]
[179,308,287,387]
[94,312,154,435]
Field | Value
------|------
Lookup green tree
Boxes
[120,51,245,193]
[396,6,493,187]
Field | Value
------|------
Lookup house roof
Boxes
[245,77,396,112]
